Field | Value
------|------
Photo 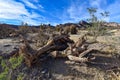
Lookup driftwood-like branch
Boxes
[1,34,96,67]
[79,49,94,58]
[50,35,96,63]
[67,55,89,62]
[19,34,74,67]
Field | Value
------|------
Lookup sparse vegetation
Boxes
[17,73,24,80]
[70,25,78,34]
[0,56,23,80]
[0,6,120,80]
[35,30,49,47]
[87,7,110,41]
[63,25,78,34]
[0,24,16,38]
[18,22,31,35]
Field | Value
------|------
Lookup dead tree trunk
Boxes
[19,34,74,67]
[0,34,97,67]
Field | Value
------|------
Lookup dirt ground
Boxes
[13,51,119,80]
[0,29,120,80]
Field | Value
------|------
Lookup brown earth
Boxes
[0,29,120,80]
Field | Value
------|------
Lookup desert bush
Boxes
[55,26,61,32]
[0,24,16,38]
[9,55,23,69]
[35,30,49,47]
[18,24,31,35]
[39,24,46,30]
[64,25,78,34]
[64,26,69,34]
[87,22,107,36]
[0,56,23,80]
[30,27,39,33]
[17,73,24,80]
[0,58,8,80]
[87,7,109,41]
[70,25,78,34]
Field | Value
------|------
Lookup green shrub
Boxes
[0,60,9,80]
[0,71,8,80]
[0,56,23,80]
[9,56,23,69]
[87,7,109,41]
[17,73,24,80]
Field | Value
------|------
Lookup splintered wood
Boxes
[0,34,96,67]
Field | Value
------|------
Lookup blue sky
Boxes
[0,0,120,25]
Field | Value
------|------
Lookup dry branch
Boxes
[0,34,97,67]
[19,34,74,67]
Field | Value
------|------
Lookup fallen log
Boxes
[0,34,98,67]
[19,34,74,67]
[50,35,96,63]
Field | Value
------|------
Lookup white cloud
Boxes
[0,0,28,14]
[0,0,29,18]
[90,0,106,7]
[0,0,120,25]
[90,0,100,7]
[0,0,45,25]
[89,0,107,17]
[20,0,43,9]
[60,1,89,23]
[21,0,37,9]
[60,0,111,23]
[67,4,83,20]
[66,0,120,23]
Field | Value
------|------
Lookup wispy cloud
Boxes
[67,2,84,21]
[0,0,120,25]
[90,0,107,8]
[21,0,38,9]
[61,0,111,23]
[0,0,45,25]
[20,0,43,9]
[59,0,89,23]
[89,0,110,21]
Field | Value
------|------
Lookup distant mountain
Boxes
[0,21,120,29]
[102,22,120,28]
[0,24,19,29]
[0,24,42,29]
[56,21,92,29]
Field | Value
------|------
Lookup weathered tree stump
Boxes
[19,34,74,67]
[0,34,98,67]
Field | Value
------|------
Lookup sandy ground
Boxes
[0,38,20,53]
[0,29,120,80]
[71,29,120,54]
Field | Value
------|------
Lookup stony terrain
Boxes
[0,29,120,80]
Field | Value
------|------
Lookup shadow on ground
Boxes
[10,51,120,80]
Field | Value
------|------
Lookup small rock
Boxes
[41,68,48,74]
[32,69,38,76]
